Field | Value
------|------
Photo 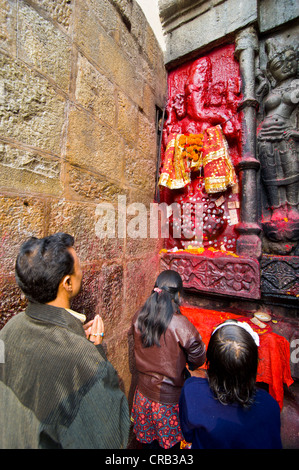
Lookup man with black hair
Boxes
[0,233,130,449]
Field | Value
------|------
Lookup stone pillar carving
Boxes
[234,26,262,258]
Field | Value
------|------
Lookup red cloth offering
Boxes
[159,126,236,193]
[181,305,293,410]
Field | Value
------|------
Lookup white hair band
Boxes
[212,321,260,347]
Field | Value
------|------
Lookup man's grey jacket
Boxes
[0,303,130,449]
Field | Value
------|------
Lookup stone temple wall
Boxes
[0,0,167,395]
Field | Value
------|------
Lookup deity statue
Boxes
[256,38,299,242]
[159,48,242,253]
[163,56,241,147]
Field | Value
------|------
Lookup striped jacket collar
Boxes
[25,302,85,335]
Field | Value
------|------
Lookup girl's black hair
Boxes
[137,270,183,348]
[206,320,258,407]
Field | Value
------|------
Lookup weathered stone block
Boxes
[74,0,102,63]
[78,263,125,337]
[259,0,299,33]
[144,23,157,68]
[113,0,132,22]
[138,112,156,158]
[0,52,65,154]
[154,58,168,107]
[117,91,138,143]
[162,0,258,65]
[126,231,163,259]
[141,56,155,96]
[131,0,146,49]
[0,142,62,196]
[68,165,127,202]
[71,269,103,321]
[75,2,145,108]
[75,54,116,128]
[128,187,156,206]
[99,34,144,109]
[66,105,124,181]
[28,0,73,31]
[117,17,140,69]
[105,334,131,396]
[18,2,72,92]
[0,275,27,326]
[140,54,167,110]
[100,262,124,313]
[0,0,168,409]
[0,195,45,273]
[0,0,17,56]
[124,144,157,194]
[142,83,158,122]
[124,255,161,319]
[47,198,125,263]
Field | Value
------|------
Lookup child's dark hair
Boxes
[206,320,258,407]
[137,270,183,348]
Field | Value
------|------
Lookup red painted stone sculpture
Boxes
[158,44,261,299]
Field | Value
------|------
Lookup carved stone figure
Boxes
[256,38,299,243]
[163,56,241,143]
[160,46,242,254]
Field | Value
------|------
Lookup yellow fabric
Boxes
[159,125,236,193]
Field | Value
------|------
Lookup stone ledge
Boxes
[160,249,261,299]
[160,0,258,65]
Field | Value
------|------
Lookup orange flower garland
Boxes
[178,134,204,167]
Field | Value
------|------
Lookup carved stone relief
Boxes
[159,44,242,253]
[161,251,260,299]
[256,31,299,300]
[256,34,299,251]
[261,255,299,298]
[158,44,261,299]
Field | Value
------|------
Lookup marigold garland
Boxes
[178,134,204,164]
[159,247,239,258]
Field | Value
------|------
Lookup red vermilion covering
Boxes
[181,305,293,410]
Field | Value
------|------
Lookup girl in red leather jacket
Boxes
[129,270,206,450]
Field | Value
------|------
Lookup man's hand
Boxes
[84,315,105,345]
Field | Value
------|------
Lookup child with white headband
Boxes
[179,319,282,449]
[212,319,260,346]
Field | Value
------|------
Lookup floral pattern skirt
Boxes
[131,387,183,449]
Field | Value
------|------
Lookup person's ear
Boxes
[61,275,73,293]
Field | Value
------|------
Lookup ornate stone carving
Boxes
[160,45,242,254]
[256,37,299,245]
[160,251,260,299]
[260,255,299,298]
[157,44,264,299]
